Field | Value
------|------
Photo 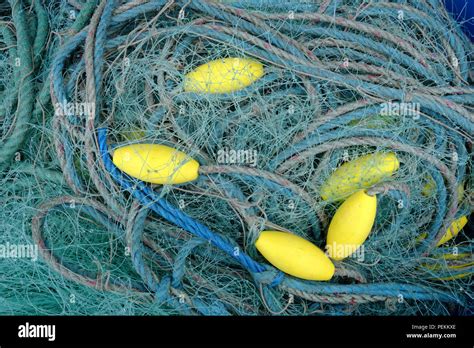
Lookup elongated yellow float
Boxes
[320,152,399,201]
[436,269,472,281]
[184,57,264,94]
[255,231,335,281]
[435,253,474,280]
[421,253,473,281]
[423,265,473,281]
[326,190,377,260]
[436,252,471,261]
[435,215,468,246]
[417,215,468,247]
[113,144,199,184]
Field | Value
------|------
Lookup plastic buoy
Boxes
[326,190,377,260]
[320,152,399,201]
[255,230,335,281]
[113,144,199,184]
[184,57,264,94]
[436,215,468,247]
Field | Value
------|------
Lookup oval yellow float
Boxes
[255,230,335,281]
[436,215,468,247]
[320,152,399,201]
[112,144,199,184]
[416,216,467,247]
[326,190,377,260]
[184,57,264,94]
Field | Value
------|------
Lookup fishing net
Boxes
[0,0,473,315]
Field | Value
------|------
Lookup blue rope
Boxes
[127,186,232,314]
[172,238,206,288]
[282,279,462,303]
[41,0,471,311]
[97,127,267,274]
[97,128,464,304]
[94,0,118,98]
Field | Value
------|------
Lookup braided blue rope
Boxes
[50,2,474,139]
[227,0,318,12]
[172,237,205,288]
[127,186,232,315]
[130,206,163,293]
[418,168,448,252]
[98,127,463,304]
[97,127,267,274]
[188,0,310,61]
[282,278,462,303]
[94,0,118,98]
[275,22,445,85]
[111,0,168,24]
[42,1,471,311]
[361,6,468,79]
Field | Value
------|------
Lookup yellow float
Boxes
[417,215,468,247]
[320,152,399,201]
[113,144,199,184]
[326,190,377,260]
[435,216,468,246]
[184,57,264,94]
[255,230,335,281]
[421,252,473,281]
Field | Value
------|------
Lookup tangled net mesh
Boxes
[0,0,473,315]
